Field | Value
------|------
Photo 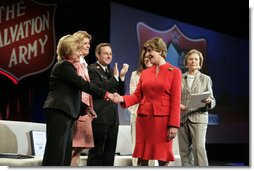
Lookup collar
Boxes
[80,56,87,64]
[152,62,171,70]
[97,62,108,71]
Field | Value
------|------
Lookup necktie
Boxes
[105,68,109,73]
[105,68,111,79]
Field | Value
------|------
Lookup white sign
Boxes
[30,130,46,156]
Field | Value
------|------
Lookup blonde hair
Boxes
[183,49,204,69]
[73,30,92,46]
[56,35,81,61]
[143,37,167,59]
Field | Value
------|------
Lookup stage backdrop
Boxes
[0,0,249,145]
[110,2,249,144]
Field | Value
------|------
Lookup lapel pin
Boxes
[168,67,174,71]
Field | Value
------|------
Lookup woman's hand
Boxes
[86,107,97,118]
[167,127,178,141]
[180,104,187,111]
[201,97,211,104]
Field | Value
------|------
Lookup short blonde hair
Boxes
[183,49,204,69]
[56,35,81,61]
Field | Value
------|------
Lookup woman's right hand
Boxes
[86,106,97,118]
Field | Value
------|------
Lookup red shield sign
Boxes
[0,0,56,84]
[137,22,207,72]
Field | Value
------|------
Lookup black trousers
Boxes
[42,109,74,166]
[87,123,118,166]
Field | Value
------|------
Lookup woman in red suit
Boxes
[117,37,182,166]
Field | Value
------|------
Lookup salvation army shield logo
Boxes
[137,22,207,72]
[0,0,56,84]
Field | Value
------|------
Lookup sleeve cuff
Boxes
[104,91,109,99]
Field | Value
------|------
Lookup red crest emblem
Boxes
[0,0,56,84]
[137,22,207,72]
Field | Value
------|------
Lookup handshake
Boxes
[107,92,124,103]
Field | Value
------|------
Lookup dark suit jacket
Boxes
[88,63,126,125]
[43,60,106,119]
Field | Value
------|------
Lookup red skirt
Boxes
[132,114,175,162]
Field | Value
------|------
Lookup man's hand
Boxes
[114,63,119,78]
[119,63,129,80]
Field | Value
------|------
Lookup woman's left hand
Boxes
[201,97,211,104]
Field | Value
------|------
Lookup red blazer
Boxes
[121,62,182,127]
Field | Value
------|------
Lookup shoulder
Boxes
[169,63,181,71]
[51,60,76,76]
[132,70,137,74]
[88,63,96,68]
[130,71,140,80]
[88,63,99,70]
[198,72,212,82]
[54,60,73,69]
[166,63,181,75]
[131,71,138,76]
[199,72,211,79]
[182,72,188,78]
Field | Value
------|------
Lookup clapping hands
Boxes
[114,63,129,80]
[119,63,129,80]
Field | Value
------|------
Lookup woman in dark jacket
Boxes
[42,35,114,166]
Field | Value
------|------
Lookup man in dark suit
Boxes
[87,43,129,166]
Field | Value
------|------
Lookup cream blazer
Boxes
[181,70,216,124]
[128,71,140,123]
